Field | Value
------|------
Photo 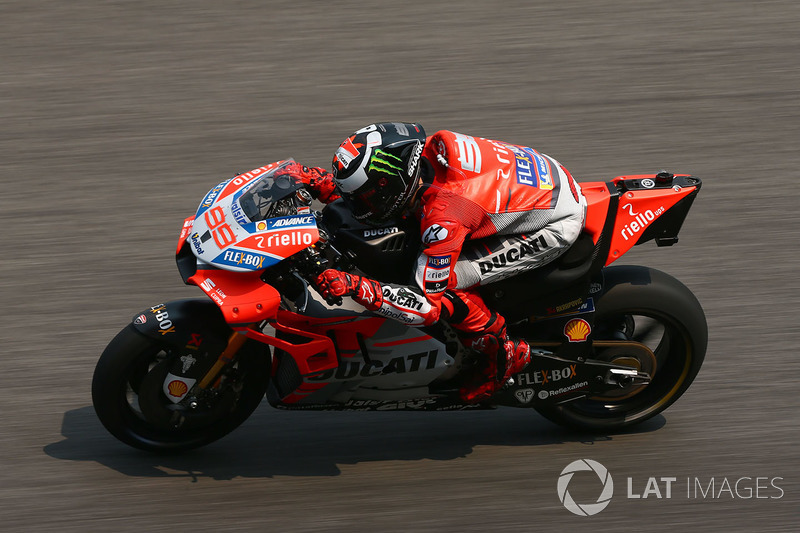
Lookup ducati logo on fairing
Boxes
[363,227,399,238]
[307,350,440,381]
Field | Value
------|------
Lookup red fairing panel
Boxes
[606,177,698,265]
[188,269,282,325]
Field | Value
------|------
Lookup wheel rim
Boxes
[560,310,694,422]
[114,342,255,443]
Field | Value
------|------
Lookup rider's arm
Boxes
[316,217,469,327]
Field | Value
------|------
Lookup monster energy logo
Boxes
[368,149,403,176]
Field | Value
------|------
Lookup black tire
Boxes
[535,265,707,431]
[92,324,270,452]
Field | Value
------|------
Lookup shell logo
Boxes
[564,318,591,342]
[167,380,189,397]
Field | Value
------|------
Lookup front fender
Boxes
[131,299,233,353]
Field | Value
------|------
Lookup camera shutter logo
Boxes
[557,459,614,516]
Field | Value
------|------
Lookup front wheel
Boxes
[92,325,270,452]
[535,266,707,431]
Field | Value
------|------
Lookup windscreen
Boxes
[237,161,307,222]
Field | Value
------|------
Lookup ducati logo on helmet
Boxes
[335,136,362,170]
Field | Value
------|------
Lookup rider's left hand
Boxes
[315,269,360,299]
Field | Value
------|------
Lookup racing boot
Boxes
[459,329,531,403]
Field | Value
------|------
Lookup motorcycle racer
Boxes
[285,122,587,402]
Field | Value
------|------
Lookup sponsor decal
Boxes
[179,217,194,242]
[335,136,362,169]
[478,234,549,275]
[515,388,535,404]
[167,380,189,397]
[453,133,482,173]
[368,148,403,176]
[510,145,552,190]
[427,255,451,268]
[620,204,666,241]
[425,280,448,294]
[424,254,451,286]
[374,307,417,323]
[185,334,203,351]
[422,224,449,244]
[190,232,205,255]
[538,299,594,320]
[134,314,147,325]
[359,279,376,305]
[307,350,440,381]
[541,380,590,399]
[425,268,450,282]
[546,297,585,315]
[162,373,196,402]
[252,230,316,249]
[363,227,399,239]
[197,181,229,214]
[200,278,227,305]
[517,364,578,386]
[265,214,315,230]
[180,354,197,372]
[214,248,270,270]
[149,304,175,335]
[383,287,425,312]
[564,318,591,342]
[407,140,424,176]
[231,199,249,226]
[641,178,655,189]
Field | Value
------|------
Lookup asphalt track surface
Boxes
[2,1,799,531]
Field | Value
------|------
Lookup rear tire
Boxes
[535,266,707,431]
[92,325,270,452]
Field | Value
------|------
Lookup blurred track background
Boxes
[2,1,798,530]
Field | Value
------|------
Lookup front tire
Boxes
[535,266,707,431]
[92,325,270,452]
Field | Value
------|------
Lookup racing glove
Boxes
[315,269,383,310]
[281,162,340,203]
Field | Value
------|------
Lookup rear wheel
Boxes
[535,266,707,431]
[92,325,270,452]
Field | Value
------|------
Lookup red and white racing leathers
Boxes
[321,131,586,328]
[313,130,586,400]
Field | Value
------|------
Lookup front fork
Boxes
[194,332,249,390]
[171,312,339,401]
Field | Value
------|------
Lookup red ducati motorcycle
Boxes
[92,161,706,452]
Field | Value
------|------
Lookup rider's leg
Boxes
[441,289,530,403]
